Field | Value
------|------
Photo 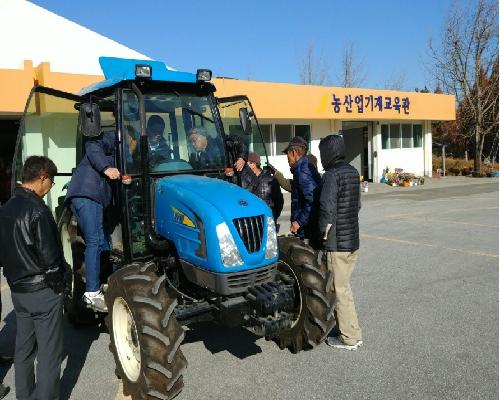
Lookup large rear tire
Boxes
[105,261,187,400]
[274,236,335,353]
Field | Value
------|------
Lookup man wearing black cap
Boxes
[283,136,321,243]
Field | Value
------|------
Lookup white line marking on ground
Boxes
[361,234,498,259]
[390,206,498,219]
[391,216,498,228]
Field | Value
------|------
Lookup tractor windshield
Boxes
[122,90,225,174]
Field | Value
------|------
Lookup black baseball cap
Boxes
[282,136,308,154]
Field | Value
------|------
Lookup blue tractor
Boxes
[12,57,334,399]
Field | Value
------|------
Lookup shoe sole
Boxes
[326,340,363,350]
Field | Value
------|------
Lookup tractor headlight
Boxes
[216,222,243,267]
[265,216,278,259]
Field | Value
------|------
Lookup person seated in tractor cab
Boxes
[146,115,172,167]
[241,151,284,223]
[188,126,246,171]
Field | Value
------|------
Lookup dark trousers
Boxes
[71,197,109,292]
[11,288,63,400]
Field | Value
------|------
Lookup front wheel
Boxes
[274,237,336,353]
[105,262,187,400]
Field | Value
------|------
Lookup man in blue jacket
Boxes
[66,131,120,312]
[283,136,321,244]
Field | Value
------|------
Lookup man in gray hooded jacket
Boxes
[318,134,363,350]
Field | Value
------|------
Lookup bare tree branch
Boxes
[297,42,330,86]
[337,42,366,88]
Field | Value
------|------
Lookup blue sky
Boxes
[30,0,451,91]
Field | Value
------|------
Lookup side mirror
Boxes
[239,107,252,135]
[78,102,101,137]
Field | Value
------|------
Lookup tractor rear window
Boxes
[122,91,225,174]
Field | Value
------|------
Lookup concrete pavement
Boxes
[0,177,498,400]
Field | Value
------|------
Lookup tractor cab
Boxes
[12,57,268,262]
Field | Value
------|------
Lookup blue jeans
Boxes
[70,197,109,292]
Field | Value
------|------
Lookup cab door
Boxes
[216,95,270,166]
[12,86,82,217]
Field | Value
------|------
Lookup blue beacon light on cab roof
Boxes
[79,56,197,95]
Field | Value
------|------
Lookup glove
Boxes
[45,266,66,294]
[266,162,277,174]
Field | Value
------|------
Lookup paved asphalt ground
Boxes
[0,177,498,400]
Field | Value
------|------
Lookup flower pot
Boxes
[402,181,409,187]
[392,183,397,187]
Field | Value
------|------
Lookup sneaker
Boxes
[82,291,108,313]
[0,383,10,399]
[325,336,363,350]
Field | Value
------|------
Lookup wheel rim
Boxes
[277,261,303,328]
[113,297,141,382]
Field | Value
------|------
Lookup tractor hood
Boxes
[157,175,270,221]
[154,174,276,274]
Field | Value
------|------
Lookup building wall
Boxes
[0,61,453,184]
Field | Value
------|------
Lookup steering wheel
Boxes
[152,159,193,172]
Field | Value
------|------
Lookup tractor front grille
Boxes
[233,215,264,253]
[227,265,275,290]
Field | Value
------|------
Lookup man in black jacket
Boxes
[241,151,284,222]
[318,135,363,351]
[0,156,66,399]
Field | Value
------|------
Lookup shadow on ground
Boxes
[184,322,263,359]
[60,318,106,400]
[0,311,15,383]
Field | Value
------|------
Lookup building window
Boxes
[275,124,293,154]
[295,125,311,150]
[389,124,401,149]
[381,124,389,149]
[381,123,423,149]
[413,124,423,147]
[259,124,272,156]
[402,124,412,148]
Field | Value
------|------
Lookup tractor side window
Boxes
[13,88,80,217]
[122,91,141,174]
[124,178,148,258]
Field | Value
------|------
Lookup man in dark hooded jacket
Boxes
[66,131,120,312]
[318,134,363,351]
